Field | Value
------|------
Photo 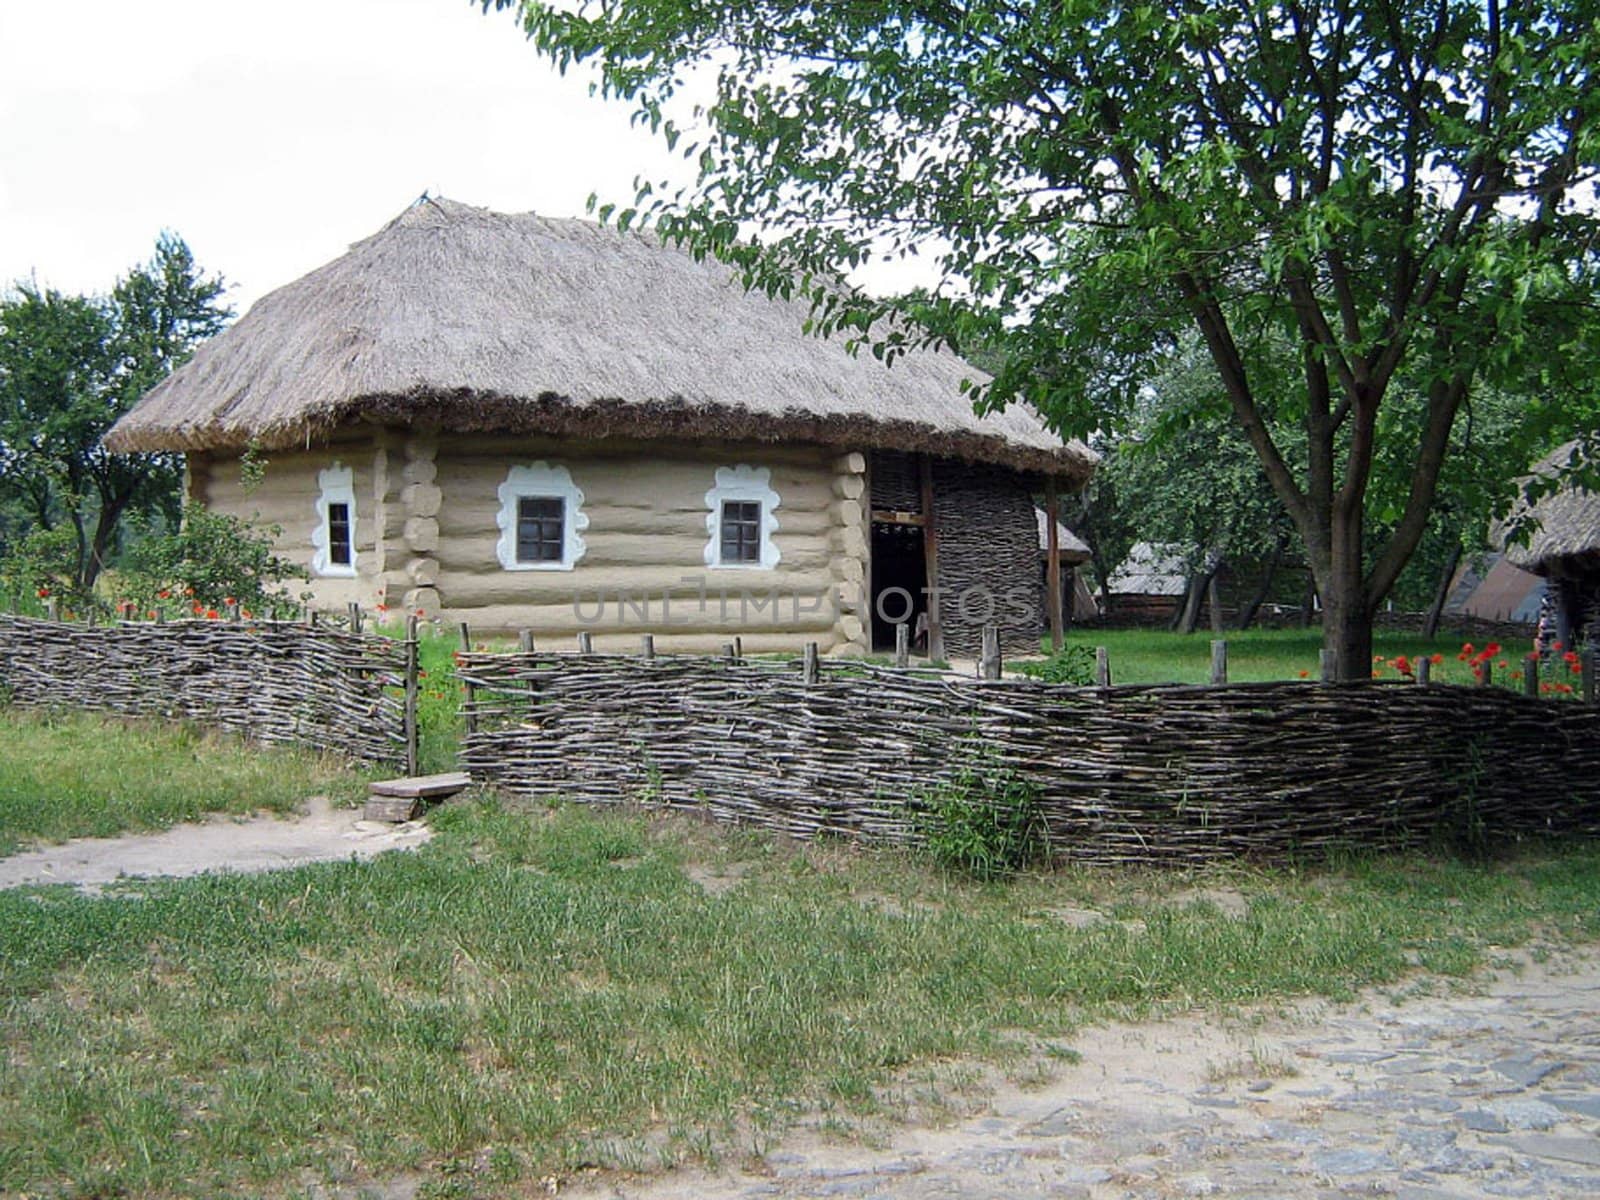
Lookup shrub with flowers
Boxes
[117,507,307,616]
[1358,638,1585,696]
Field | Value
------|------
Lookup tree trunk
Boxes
[1313,508,1374,679]
[1298,571,1317,627]
[1236,540,1284,631]
[1177,569,1211,635]
[1207,572,1224,635]
[1421,542,1463,640]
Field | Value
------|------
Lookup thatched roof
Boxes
[1497,441,1600,574]
[106,198,1093,479]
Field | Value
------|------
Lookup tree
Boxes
[492,0,1600,677]
[0,234,229,589]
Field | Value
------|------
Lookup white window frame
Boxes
[704,464,781,570]
[312,463,357,578]
[496,462,589,572]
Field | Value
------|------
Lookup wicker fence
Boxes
[0,614,416,768]
[457,649,1600,865]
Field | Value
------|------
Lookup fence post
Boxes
[1319,649,1336,682]
[1585,647,1597,705]
[154,606,165,625]
[46,596,59,622]
[980,625,1002,680]
[458,622,478,737]
[894,622,910,668]
[1477,657,1492,688]
[228,602,242,623]
[403,614,419,777]
[803,641,820,684]
[578,631,594,655]
[1524,654,1538,698]
[1417,656,1431,686]
[518,629,534,654]
[734,635,744,660]
[1095,646,1111,688]
[1210,639,1228,685]
[640,633,655,660]
[348,602,362,634]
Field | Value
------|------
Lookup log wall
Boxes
[0,614,410,766]
[457,650,1600,866]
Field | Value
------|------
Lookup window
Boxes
[704,465,781,569]
[516,496,565,564]
[720,500,763,564]
[496,463,587,571]
[313,464,357,577]
[327,502,353,566]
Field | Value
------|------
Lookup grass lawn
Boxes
[3,793,1598,1198]
[0,709,369,856]
[1048,626,1542,686]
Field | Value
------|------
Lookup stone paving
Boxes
[571,952,1600,1199]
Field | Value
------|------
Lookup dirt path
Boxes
[0,795,432,892]
[567,952,1600,1199]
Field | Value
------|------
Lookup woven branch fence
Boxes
[457,649,1600,865]
[0,614,415,767]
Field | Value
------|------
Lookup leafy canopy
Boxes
[495,0,1600,672]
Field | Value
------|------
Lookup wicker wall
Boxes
[933,461,1044,657]
[0,615,411,766]
[458,651,1600,866]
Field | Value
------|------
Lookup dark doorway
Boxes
[870,521,927,650]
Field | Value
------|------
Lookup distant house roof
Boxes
[1035,510,1092,563]
[1496,441,1600,574]
[1444,553,1545,624]
[1107,542,1189,596]
[106,197,1096,481]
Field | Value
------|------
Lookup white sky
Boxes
[0,0,705,314]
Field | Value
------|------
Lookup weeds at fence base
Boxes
[909,763,1049,882]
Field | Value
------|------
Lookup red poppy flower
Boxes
[1430,653,1444,665]
[1297,669,1310,678]
[224,596,237,607]
[36,587,49,599]
[1393,655,1413,676]
[157,589,170,600]
[241,608,252,619]
[205,609,219,620]
[1484,642,1502,657]
[147,610,157,620]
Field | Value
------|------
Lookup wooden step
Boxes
[364,771,471,822]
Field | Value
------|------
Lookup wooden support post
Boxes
[46,597,59,622]
[154,606,165,624]
[722,641,737,662]
[803,641,820,684]
[894,622,910,668]
[518,629,534,654]
[577,631,594,655]
[1524,653,1538,698]
[734,635,744,660]
[86,608,97,628]
[1095,646,1111,688]
[308,608,319,628]
[1477,657,1492,688]
[403,614,420,778]
[1045,476,1064,654]
[1319,649,1336,682]
[919,454,945,662]
[1417,656,1431,686]
[347,602,362,634]
[1585,648,1597,705]
[1210,639,1228,685]
[458,622,477,736]
[640,634,655,660]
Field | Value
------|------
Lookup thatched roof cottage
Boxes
[107,198,1093,656]
[1500,441,1600,647]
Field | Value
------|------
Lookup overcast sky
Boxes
[0,0,700,314]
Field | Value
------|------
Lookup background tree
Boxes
[0,234,229,589]
[494,0,1600,677]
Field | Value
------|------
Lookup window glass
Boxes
[517,496,565,564]
[720,500,763,564]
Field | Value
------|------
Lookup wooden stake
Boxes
[578,631,594,655]
[1319,649,1336,682]
[459,622,477,736]
[803,641,820,684]
[518,629,534,654]
[403,614,420,777]
[46,597,59,622]
[347,602,361,634]
[1045,476,1063,653]
[894,622,910,668]
[640,634,655,660]
[1417,656,1431,686]
[980,625,1002,680]
[1585,648,1597,705]
[1524,653,1538,698]
[1095,646,1111,688]
[1210,639,1228,685]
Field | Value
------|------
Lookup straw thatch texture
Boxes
[105,198,1093,481]
[1499,442,1600,573]
[457,652,1600,865]
[0,615,409,766]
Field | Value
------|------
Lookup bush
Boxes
[0,526,94,615]
[1014,644,1096,685]
[118,507,307,614]
[911,761,1049,881]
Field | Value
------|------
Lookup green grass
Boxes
[2,795,1597,1198]
[0,709,368,856]
[1044,626,1543,686]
